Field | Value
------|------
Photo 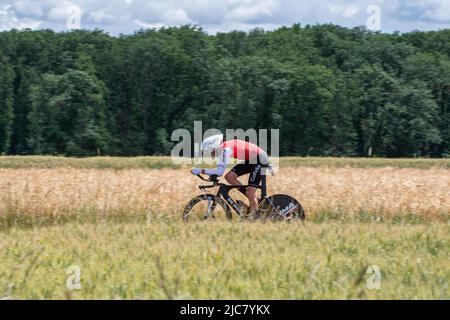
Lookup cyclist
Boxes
[191,134,269,215]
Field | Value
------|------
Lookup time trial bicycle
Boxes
[182,166,306,222]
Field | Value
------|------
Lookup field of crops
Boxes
[0,157,449,299]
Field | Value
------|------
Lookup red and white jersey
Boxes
[220,140,264,161]
[203,140,265,176]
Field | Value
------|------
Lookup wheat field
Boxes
[0,167,448,226]
[0,158,449,299]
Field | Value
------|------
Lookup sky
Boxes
[0,0,449,35]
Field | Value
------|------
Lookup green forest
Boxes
[0,24,449,157]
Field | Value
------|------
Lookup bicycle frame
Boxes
[190,166,304,222]
[197,169,270,216]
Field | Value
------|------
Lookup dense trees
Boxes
[0,25,449,157]
[0,50,14,154]
[27,70,110,155]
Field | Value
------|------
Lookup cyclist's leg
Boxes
[225,164,251,195]
[246,187,258,214]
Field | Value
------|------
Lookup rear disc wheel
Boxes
[259,194,306,222]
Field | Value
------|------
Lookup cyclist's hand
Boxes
[191,168,201,175]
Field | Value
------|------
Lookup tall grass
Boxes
[0,221,448,299]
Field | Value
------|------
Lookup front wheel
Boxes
[259,194,306,222]
[182,194,232,222]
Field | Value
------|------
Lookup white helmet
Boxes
[201,134,223,154]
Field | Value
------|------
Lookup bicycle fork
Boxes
[204,198,215,219]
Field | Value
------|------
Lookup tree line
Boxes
[0,24,449,157]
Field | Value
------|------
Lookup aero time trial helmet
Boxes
[201,134,223,155]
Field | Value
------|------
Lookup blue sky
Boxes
[0,0,449,34]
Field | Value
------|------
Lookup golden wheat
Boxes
[0,167,448,221]
[0,163,449,300]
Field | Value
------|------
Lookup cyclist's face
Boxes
[210,150,216,158]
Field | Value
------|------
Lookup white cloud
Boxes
[46,0,79,22]
[343,6,360,18]
[329,4,360,18]
[134,19,165,30]
[162,8,193,25]
[13,1,44,18]
[205,21,280,33]
[88,9,114,24]
[225,0,279,22]
[0,0,448,34]
[387,0,450,23]
[0,3,42,31]
[422,1,450,22]
[134,7,193,30]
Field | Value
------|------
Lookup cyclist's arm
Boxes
[202,148,232,176]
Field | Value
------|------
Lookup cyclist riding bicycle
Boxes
[191,134,270,215]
